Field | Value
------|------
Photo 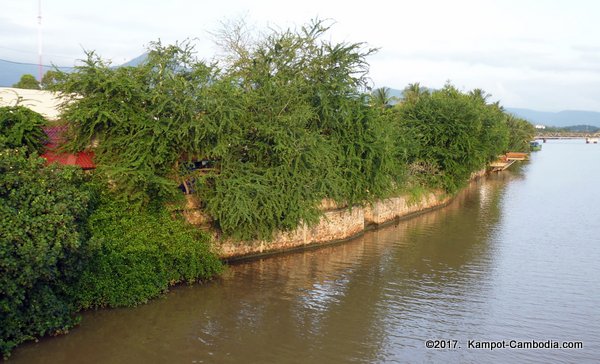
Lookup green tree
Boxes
[506,115,535,151]
[12,74,40,90]
[371,87,392,109]
[402,82,429,104]
[54,22,404,240]
[468,89,510,163]
[54,42,217,207]
[199,20,403,239]
[0,106,47,153]
[396,84,487,192]
[41,70,63,89]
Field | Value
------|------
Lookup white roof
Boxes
[0,87,64,120]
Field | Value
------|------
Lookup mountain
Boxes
[0,54,148,87]
[0,59,74,87]
[120,53,148,67]
[505,108,600,128]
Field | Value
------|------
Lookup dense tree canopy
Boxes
[54,42,218,206]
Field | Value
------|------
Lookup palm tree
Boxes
[469,88,491,105]
[371,87,391,109]
[402,82,428,104]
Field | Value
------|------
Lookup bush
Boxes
[0,148,94,358]
[0,106,47,153]
[74,195,223,308]
[395,84,527,193]
[0,148,221,357]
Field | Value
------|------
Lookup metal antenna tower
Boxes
[37,0,43,83]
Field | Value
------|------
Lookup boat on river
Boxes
[530,141,542,151]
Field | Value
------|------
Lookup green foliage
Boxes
[54,42,217,207]
[0,148,94,358]
[0,106,47,153]
[49,20,529,241]
[465,89,511,165]
[506,115,536,151]
[199,21,405,239]
[397,84,484,192]
[0,150,222,357]
[53,21,404,240]
[41,70,64,89]
[395,84,515,192]
[12,74,40,90]
[74,195,223,308]
[557,125,599,133]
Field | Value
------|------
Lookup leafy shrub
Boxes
[0,106,47,153]
[74,195,223,308]
[0,148,94,358]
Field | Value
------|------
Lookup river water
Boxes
[9,140,600,363]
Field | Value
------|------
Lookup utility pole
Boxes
[37,0,43,83]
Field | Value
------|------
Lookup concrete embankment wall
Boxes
[214,191,450,260]
[182,169,487,261]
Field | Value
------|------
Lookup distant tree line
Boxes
[10,70,63,90]
[537,125,600,134]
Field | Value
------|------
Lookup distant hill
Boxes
[504,108,600,128]
[561,125,600,133]
[0,54,148,87]
[120,53,148,67]
[385,87,404,99]
[0,59,73,87]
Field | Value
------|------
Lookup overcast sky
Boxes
[2,0,600,111]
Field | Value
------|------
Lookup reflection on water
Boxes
[10,141,600,363]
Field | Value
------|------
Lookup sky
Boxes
[2,0,600,111]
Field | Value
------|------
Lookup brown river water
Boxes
[8,140,600,363]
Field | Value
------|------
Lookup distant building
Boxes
[534,125,546,129]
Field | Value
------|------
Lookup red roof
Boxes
[41,126,96,170]
[42,149,96,169]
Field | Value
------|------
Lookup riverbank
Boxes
[181,170,487,262]
[9,141,599,364]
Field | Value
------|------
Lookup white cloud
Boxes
[2,0,600,111]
